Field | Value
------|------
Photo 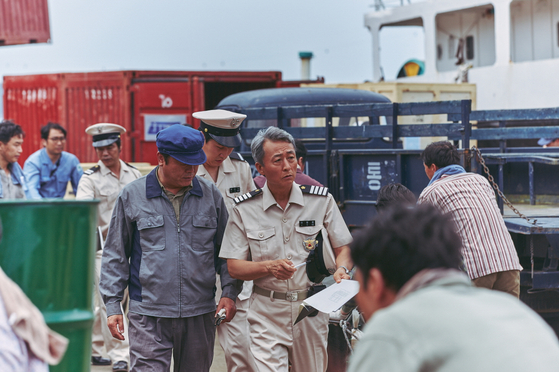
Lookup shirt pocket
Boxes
[225,187,242,201]
[191,215,218,251]
[295,225,323,259]
[137,216,166,251]
[246,227,276,261]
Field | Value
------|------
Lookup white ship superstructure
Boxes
[365,0,559,109]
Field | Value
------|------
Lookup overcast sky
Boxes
[0,0,425,84]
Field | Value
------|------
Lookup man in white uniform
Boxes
[76,123,142,372]
[194,109,257,372]
[219,127,354,372]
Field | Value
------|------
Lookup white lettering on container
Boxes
[367,162,381,190]
[159,94,173,108]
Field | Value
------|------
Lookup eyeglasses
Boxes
[48,137,66,143]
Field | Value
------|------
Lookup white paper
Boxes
[303,279,359,313]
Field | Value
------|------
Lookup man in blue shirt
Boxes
[24,123,83,199]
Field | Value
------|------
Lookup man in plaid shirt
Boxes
[418,141,522,297]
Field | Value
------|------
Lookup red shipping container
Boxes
[0,0,50,46]
[4,70,323,164]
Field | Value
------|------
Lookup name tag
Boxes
[299,220,315,227]
[229,187,241,193]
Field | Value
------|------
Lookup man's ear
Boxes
[369,268,397,310]
[297,156,304,171]
[41,139,47,148]
[156,152,165,167]
[255,162,265,177]
[429,163,439,173]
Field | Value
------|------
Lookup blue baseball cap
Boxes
[156,124,207,165]
[538,138,557,146]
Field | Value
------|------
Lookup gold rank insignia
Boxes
[303,238,318,252]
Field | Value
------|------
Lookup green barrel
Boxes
[0,200,98,372]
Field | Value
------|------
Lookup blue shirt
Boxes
[23,149,83,199]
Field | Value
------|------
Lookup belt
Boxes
[253,285,309,302]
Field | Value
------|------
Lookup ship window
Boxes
[466,36,474,60]
[437,44,442,60]
[557,22,559,47]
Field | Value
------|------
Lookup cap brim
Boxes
[209,133,242,148]
[93,138,119,148]
[168,149,207,166]
[538,138,553,146]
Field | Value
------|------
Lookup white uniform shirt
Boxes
[220,182,353,292]
[76,159,142,239]
[197,155,255,211]
[197,155,256,300]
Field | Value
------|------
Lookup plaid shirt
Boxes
[418,173,522,279]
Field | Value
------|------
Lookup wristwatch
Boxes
[338,266,351,275]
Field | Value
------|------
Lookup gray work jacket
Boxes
[100,168,240,318]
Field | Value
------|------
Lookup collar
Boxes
[197,157,235,177]
[221,156,235,174]
[146,167,203,199]
[39,148,50,164]
[40,148,64,166]
[7,162,24,185]
[395,268,472,302]
[98,159,130,176]
[262,181,304,211]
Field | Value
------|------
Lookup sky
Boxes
[0,0,425,84]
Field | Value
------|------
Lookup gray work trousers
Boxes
[128,312,215,372]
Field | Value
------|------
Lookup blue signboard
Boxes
[144,114,186,141]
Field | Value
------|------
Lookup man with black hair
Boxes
[348,204,559,372]
[254,138,322,188]
[0,120,29,199]
[418,141,522,297]
[24,122,82,199]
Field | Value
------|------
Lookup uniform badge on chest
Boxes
[229,187,241,193]
[303,238,318,252]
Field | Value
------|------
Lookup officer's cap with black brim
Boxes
[156,124,207,165]
[193,109,247,148]
[85,123,126,148]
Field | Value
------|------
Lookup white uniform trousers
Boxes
[217,296,257,372]
[92,249,130,363]
[248,292,329,372]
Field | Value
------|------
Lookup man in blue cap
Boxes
[100,124,240,372]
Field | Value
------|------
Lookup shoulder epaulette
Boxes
[84,165,100,176]
[234,188,263,204]
[124,162,138,170]
[229,152,245,162]
[300,184,329,196]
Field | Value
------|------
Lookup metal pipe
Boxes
[299,52,313,80]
